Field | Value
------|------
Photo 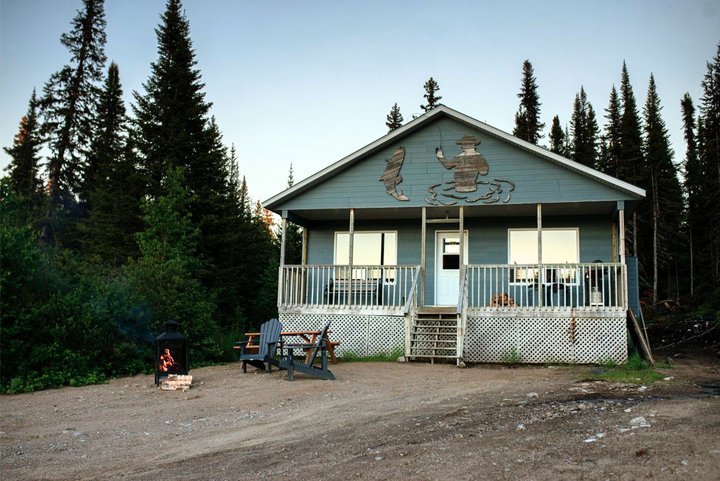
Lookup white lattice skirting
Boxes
[280,312,627,364]
[279,313,405,358]
[465,314,627,364]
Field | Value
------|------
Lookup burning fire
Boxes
[159,348,175,373]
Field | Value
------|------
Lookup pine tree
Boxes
[570,86,598,168]
[548,115,566,156]
[84,62,125,208]
[643,74,683,305]
[385,103,404,132]
[4,90,44,202]
[619,62,645,259]
[130,166,220,361]
[420,77,442,112]
[132,0,240,322]
[681,93,700,298]
[512,60,545,144]
[283,164,303,264]
[132,0,213,200]
[697,43,720,301]
[40,0,107,243]
[600,86,622,177]
[82,62,142,264]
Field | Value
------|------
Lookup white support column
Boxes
[618,205,626,265]
[536,203,543,307]
[348,208,355,306]
[277,213,288,308]
[301,228,308,266]
[421,207,427,307]
[458,206,465,287]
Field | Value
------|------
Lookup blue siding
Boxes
[275,117,635,212]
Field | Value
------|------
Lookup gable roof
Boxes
[265,105,645,210]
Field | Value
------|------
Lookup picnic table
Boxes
[234,329,339,364]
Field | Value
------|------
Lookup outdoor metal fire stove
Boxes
[154,320,189,385]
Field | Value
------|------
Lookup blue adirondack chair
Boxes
[280,322,335,381]
[238,318,282,373]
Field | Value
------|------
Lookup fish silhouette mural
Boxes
[380,146,409,201]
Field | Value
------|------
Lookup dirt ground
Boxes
[2,352,719,481]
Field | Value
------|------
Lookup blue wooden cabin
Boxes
[265,105,644,365]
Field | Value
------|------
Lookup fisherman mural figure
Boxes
[379,146,409,201]
[426,134,515,205]
[435,135,489,192]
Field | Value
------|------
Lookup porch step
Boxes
[408,308,460,364]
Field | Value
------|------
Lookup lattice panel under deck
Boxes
[465,316,626,364]
[279,313,404,358]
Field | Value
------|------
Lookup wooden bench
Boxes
[324,278,381,304]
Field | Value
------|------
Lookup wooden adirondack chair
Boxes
[238,318,282,373]
[280,322,335,381]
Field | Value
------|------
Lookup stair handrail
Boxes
[456,265,469,365]
[402,265,422,315]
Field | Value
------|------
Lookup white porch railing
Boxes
[279,265,421,312]
[465,263,627,311]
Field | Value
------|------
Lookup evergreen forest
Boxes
[2,0,719,392]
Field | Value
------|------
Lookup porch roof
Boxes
[265,105,645,224]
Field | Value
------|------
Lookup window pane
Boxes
[383,233,397,265]
[443,238,460,254]
[542,230,578,263]
[509,230,538,264]
[335,233,349,265]
[354,233,382,265]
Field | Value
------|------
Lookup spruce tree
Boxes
[619,62,645,259]
[283,164,303,264]
[4,90,44,202]
[681,93,700,298]
[40,0,107,243]
[642,74,683,305]
[512,60,545,144]
[548,115,566,156]
[601,86,622,177]
[385,103,404,132]
[132,0,213,200]
[420,77,442,112]
[82,62,142,264]
[133,0,242,325]
[697,43,720,300]
[130,166,220,361]
[570,86,598,168]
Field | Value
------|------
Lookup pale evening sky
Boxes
[1,0,718,203]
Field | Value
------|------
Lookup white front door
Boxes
[435,231,468,306]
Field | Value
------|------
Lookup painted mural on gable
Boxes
[379,135,515,206]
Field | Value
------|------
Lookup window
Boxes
[508,229,579,283]
[334,232,397,282]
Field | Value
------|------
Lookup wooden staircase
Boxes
[408,307,459,363]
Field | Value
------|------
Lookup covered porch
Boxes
[275,202,632,365]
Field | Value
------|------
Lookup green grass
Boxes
[584,352,669,384]
[502,347,522,364]
[339,346,404,362]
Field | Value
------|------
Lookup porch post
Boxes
[536,203,543,307]
[458,205,465,286]
[277,212,288,308]
[618,202,626,265]
[301,228,308,266]
[348,208,355,306]
[618,202,627,309]
[421,207,427,306]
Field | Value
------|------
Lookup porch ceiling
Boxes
[289,200,624,226]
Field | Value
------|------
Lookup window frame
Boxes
[507,228,580,285]
[333,230,398,284]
